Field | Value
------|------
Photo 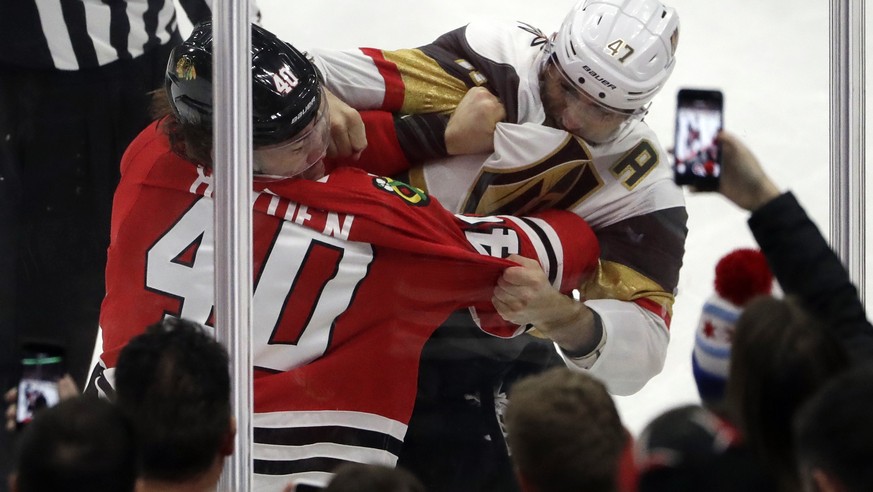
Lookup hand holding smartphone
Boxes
[15,342,66,428]
[673,88,723,191]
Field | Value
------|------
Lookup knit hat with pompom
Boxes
[692,248,773,406]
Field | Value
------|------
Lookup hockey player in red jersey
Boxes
[86,22,600,490]
[312,0,687,395]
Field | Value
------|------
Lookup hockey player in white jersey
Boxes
[314,0,686,396]
[311,2,686,491]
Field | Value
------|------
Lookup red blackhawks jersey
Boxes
[310,20,688,395]
[91,119,598,490]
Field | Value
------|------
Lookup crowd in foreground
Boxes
[6,128,872,492]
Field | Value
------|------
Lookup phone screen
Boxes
[674,89,723,191]
[16,344,65,426]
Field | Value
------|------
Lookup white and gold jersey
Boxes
[313,20,687,395]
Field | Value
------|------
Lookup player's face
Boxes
[541,58,640,144]
[253,98,330,180]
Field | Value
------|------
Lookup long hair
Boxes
[725,295,849,491]
[149,87,213,167]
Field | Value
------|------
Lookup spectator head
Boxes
[320,463,425,492]
[155,20,329,180]
[505,366,632,492]
[10,397,136,492]
[635,404,770,492]
[693,248,773,408]
[725,295,850,491]
[541,0,679,143]
[794,364,873,492]
[114,317,233,483]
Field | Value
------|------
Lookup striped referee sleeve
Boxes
[24,0,212,71]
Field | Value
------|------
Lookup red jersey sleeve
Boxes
[454,209,600,337]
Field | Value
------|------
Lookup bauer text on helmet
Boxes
[549,0,679,113]
[166,21,324,149]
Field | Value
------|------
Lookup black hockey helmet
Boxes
[166,21,322,146]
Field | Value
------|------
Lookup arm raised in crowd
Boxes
[717,131,873,361]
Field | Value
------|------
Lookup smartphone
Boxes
[673,88,723,191]
[16,342,66,427]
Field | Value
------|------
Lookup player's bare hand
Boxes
[493,255,599,354]
[325,88,367,159]
[717,131,780,211]
[445,87,506,155]
[492,255,565,326]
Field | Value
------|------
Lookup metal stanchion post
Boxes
[213,1,254,490]
[829,0,866,306]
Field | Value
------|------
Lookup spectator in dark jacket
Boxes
[711,132,871,491]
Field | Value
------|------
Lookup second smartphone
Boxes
[15,342,66,428]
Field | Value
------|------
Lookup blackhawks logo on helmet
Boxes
[373,176,430,207]
[175,57,197,81]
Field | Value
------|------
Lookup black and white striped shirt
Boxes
[0,0,212,70]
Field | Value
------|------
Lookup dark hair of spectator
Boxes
[14,397,137,492]
[725,295,850,491]
[323,463,426,492]
[793,364,873,492]
[114,317,231,482]
[505,366,626,492]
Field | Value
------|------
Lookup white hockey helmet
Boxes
[547,0,679,113]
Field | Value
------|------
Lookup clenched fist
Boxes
[445,87,506,155]
[325,88,367,159]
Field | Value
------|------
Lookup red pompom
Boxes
[713,248,773,306]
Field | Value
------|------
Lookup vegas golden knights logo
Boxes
[461,136,602,216]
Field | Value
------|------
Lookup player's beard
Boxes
[538,69,634,145]
[537,74,602,143]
